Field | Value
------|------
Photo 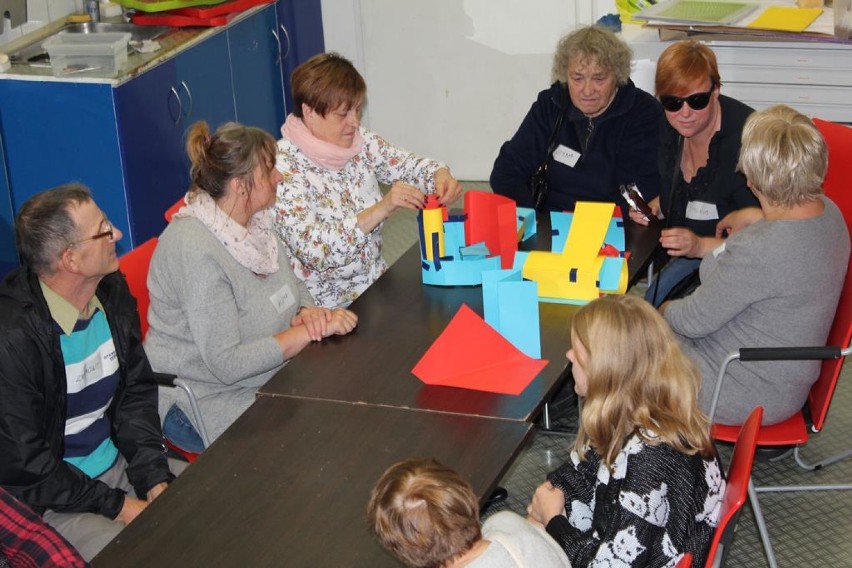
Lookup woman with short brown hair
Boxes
[275,53,462,308]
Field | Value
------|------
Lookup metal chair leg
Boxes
[542,401,552,430]
[748,480,778,568]
[174,379,211,448]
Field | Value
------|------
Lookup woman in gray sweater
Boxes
[146,122,358,449]
[662,105,850,425]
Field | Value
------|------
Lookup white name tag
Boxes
[553,144,581,168]
[270,285,296,314]
[712,241,726,258]
[685,201,719,221]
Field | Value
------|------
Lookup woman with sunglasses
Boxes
[631,40,759,306]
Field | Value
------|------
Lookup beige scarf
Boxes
[175,191,279,276]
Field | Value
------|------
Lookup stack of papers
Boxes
[747,6,823,32]
[634,0,759,25]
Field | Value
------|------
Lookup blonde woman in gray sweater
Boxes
[662,105,849,425]
[146,122,357,451]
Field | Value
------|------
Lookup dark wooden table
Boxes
[92,396,533,568]
[258,217,661,421]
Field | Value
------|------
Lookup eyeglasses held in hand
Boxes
[659,85,715,113]
[67,221,115,248]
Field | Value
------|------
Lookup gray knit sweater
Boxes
[665,197,849,425]
[145,217,314,441]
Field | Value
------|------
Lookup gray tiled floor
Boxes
[382,181,852,568]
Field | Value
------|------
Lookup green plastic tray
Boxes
[112,0,225,13]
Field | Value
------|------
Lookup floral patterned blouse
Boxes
[274,128,445,308]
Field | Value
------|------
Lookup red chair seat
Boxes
[711,411,808,446]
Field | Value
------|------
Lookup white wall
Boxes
[0,0,82,46]
[322,0,617,180]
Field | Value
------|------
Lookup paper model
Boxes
[523,201,628,304]
[411,304,548,395]
[482,269,541,359]
[419,191,534,286]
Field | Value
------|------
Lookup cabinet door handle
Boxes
[169,86,183,126]
[279,24,291,60]
[272,29,282,65]
[180,81,194,119]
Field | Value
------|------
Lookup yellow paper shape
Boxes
[561,202,615,255]
[747,7,822,32]
[522,202,615,301]
[422,208,445,260]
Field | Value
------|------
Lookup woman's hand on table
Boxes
[526,481,565,528]
[327,308,358,336]
[433,168,462,206]
[292,306,333,341]
[292,307,358,340]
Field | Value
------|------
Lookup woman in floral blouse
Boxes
[526,295,724,567]
[274,52,462,308]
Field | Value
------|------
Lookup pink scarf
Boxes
[281,114,364,171]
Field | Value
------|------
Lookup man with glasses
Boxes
[0,184,180,561]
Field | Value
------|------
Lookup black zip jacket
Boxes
[0,266,173,518]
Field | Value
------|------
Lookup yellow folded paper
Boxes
[747,6,822,33]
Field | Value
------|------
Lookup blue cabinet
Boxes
[230,4,286,135]
[0,5,287,262]
[0,80,131,253]
[114,60,186,253]
[276,0,325,114]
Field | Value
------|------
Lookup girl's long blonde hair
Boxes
[572,295,714,468]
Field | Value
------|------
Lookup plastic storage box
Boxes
[43,31,130,77]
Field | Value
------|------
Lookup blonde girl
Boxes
[527,295,724,568]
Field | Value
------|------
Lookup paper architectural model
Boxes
[411,304,548,395]
[523,202,628,304]
[413,194,626,395]
[418,192,536,286]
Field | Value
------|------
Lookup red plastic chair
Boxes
[119,238,206,462]
[119,238,159,338]
[164,195,186,223]
[705,406,763,568]
[706,118,852,568]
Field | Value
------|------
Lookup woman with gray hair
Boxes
[490,25,662,213]
[662,105,850,426]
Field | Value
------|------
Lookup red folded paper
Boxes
[412,304,547,395]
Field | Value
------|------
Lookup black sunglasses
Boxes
[659,85,715,113]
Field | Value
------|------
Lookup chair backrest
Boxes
[164,196,186,223]
[706,406,763,567]
[809,119,852,431]
[118,237,159,339]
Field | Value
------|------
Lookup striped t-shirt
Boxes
[41,282,120,479]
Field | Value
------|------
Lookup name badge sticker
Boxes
[553,145,581,168]
[685,201,719,221]
[270,285,296,314]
